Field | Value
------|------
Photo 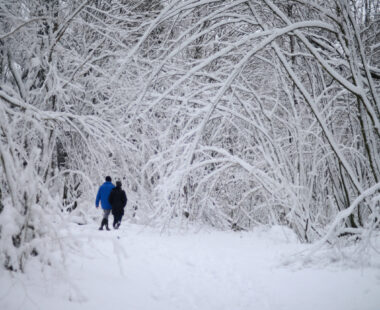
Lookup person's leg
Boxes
[99,209,109,230]
[117,214,123,229]
[103,209,111,230]
[99,218,105,230]
[113,213,121,229]
[112,212,117,228]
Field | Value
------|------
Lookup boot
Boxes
[99,218,106,230]
[105,219,110,231]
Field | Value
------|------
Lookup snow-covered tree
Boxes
[1,0,378,271]
[0,0,155,271]
[127,0,379,244]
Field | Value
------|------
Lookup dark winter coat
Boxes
[95,181,115,210]
[108,186,127,215]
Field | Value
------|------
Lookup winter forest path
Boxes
[1,223,379,310]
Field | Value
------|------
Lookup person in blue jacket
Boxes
[95,176,115,230]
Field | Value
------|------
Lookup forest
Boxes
[0,0,379,274]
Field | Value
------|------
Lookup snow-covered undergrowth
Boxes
[0,221,379,310]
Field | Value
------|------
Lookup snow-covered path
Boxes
[1,223,379,310]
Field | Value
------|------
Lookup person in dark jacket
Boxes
[108,180,127,229]
[95,176,115,230]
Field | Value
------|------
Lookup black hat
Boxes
[116,181,122,187]
[105,176,112,182]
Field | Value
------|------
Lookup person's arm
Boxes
[122,191,127,208]
[95,187,101,208]
[108,189,114,206]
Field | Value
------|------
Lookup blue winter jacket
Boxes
[95,181,115,210]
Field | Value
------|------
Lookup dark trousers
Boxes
[113,212,123,228]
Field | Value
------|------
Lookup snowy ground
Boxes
[1,222,379,310]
